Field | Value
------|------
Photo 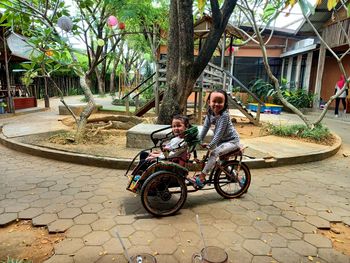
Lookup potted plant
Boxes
[0,100,7,114]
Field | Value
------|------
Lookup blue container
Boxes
[247,103,265,112]
[0,107,5,114]
[247,103,283,114]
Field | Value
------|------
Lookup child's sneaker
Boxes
[238,175,246,188]
[188,176,205,189]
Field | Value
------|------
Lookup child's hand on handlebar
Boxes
[200,143,209,150]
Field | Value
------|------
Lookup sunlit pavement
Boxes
[0,100,349,262]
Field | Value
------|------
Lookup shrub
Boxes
[283,89,314,108]
[264,123,332,143]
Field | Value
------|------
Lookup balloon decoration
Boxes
[118,22,125,30]
[107,16,118,27]
[227,46,235,53]
[97,39,105,46]
[57,16,73,32]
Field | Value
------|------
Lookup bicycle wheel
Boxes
[140,171,187,216]
[214,160,251,199]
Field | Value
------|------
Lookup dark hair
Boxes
[172,114,190,128]
[207,89,229,115]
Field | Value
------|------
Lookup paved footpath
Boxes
[0,99,349,262]
[0,143,349,263]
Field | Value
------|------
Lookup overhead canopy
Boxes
[6,32,39,60]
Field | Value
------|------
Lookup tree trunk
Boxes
[96,68,105,95]
[157,0,237,124]
[158,0,194,124]
[75,74,96,141]
[109,40,124,94]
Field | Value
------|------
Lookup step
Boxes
[126,124,213,148]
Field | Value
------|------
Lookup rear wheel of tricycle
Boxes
[140,171,187,216]
[214,160,251,198]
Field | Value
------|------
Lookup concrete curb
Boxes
[0,126,342,169]
[245,133,342,169]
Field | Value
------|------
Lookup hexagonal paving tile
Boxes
[0,213,17,226]
[67,199,88,208]
[237,226,262,239]
[58,208,82,219]
[54,238,84,254]
[177,231,201,247]
[268,215,291,227]
[271,247,301,263]
[74,214,98,225]
[261,233,287,248]
[91,218,116,231]
[129,230,155,246]
[153,225,177,238]
[32,213,58,226]
[305,215,330,229]
[318,248,350,263]
[66,225,92,238]
[291,221,317,234]
[277,227,303,240]
[73,246,104,263]
[18,207,43,219]
[81,203,104,213]
[150,238,178,254]
[213,219,237,232]
[110,225,135,238]
[253,220,277,233]
[243,239,271,256]
[288,240,317,256]
[5,203,29,213]
[48,219,74,233]
[83,231,111,246]
[133,218,159,231]
[304,233,332,248]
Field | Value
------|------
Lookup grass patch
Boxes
[264,123,335,145]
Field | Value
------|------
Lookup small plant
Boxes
[1,256,32,263]
[283,89,314,108]
[264,123,333,144]
[0,101,7,107]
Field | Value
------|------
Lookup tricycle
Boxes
[125,126,251,217]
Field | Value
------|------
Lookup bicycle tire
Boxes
[140,171,187,216]
[214,160,251,199]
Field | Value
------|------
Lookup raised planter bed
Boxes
[14,97,37,110]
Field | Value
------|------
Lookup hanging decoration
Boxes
[57,16,73,32]
[107,16,118,27]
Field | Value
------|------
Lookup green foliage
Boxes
[249,79,274,101]
[283,89,314,108]
[265,123,332,142]
[249,79,314,108]
[67,87,83,96]
[0,101,7,107]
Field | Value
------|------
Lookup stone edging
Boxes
[0,126,342,169]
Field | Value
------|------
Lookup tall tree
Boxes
[158,0,238,124]
[0,0,126,140]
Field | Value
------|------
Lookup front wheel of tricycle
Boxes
[214,160,251,199]
[140,171,187,217]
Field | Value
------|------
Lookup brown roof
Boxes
[194,15,244,40]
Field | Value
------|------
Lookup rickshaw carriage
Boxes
[125,125,251,217]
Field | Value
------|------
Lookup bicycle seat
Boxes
[219,148,242,160]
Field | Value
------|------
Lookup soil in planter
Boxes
[0,220,65,262]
